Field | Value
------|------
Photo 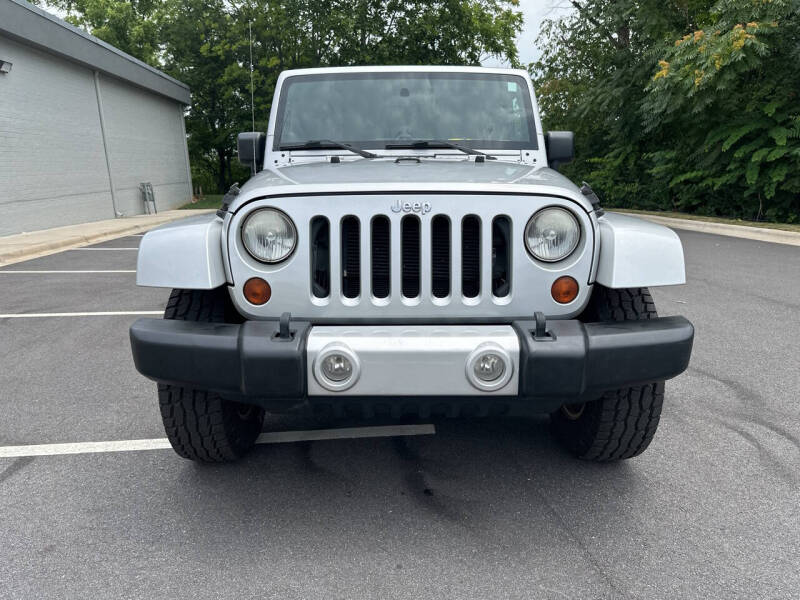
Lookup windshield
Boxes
[274,72,537,151]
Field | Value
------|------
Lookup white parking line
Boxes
[0,270,136,274]
[0,425,436,458]
[72,247,139,251]
[0,439,172,457]
[0,311,163,318]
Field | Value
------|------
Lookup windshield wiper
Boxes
[279,139,377,159]
[384,140,496,159]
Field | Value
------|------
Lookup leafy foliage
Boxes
[34,0,163,64]
[34,0,522,192]
[533,0,800,222]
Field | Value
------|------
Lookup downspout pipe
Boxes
[93,70,122,217]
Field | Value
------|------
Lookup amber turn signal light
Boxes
[243,277,271,305]
[551,276,579,304]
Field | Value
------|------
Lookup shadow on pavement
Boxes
[159,415,642,543]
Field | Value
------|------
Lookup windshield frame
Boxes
[272,71,539,153]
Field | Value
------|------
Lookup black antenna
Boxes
[249,20,256,175]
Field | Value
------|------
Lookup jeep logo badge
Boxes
[390,199,432,215]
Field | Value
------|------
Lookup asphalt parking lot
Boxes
[1,228,798,599]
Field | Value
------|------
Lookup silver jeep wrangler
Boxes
[130,66,694,463]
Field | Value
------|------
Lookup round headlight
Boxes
[241,208,297,264]
[525,207,580,262]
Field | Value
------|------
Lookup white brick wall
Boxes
[99,75,191,216]
[0,35,191,236]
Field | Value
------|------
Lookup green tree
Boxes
[644,0,800,221]
[32,0,162,64]
[532,0,800,222]
[159,0,253,194]
[531,0,714,208]
[333,0,523,66]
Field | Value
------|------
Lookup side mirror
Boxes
[545,131,574,170]
[237,132,266,171]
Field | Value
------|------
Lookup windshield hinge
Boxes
[216,183,240,218]
[581,182,604,216]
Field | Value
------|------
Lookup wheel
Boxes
[158,288,264,462]
[550,286,665,461]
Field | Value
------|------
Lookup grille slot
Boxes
[461,215,481,298]
[341,216,360,299]
[431,215,450,298]
[371,216,390,299]
[310,216,330,298]
[401,216,421,298]
[492,216,511,297]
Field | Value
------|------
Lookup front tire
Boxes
[550,286,665,461]
[158,288,264,462]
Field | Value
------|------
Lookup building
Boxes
[0,0,192,236]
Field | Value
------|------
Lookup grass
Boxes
[616,208,800,233]
[179,194,223,210]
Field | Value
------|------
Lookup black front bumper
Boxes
[129,316,693,413]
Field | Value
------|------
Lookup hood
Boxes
[231,158,590,213]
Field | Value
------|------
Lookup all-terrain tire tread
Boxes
[158,289,262,463]
[551,285,665,461]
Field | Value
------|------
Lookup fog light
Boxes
[321,353,353,382]
[466,344,513,391]
[313,344,360,392]
[473,353,506,382]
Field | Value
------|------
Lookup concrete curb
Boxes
[0,210,215,267]
[617,212,800,247]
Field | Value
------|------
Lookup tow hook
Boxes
[533,311,554,341]
[277,312,293,340]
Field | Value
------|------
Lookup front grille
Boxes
[311,212,511,305]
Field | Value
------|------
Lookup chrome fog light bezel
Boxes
[313,343,361,392]
[465,343,514,392]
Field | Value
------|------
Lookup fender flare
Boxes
[596,212,686,288]
[136,214,227,289]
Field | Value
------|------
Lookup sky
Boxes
[490,0,573,66]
